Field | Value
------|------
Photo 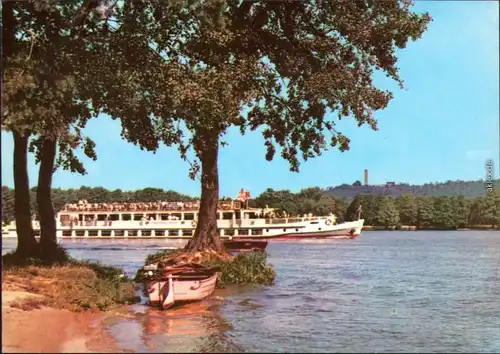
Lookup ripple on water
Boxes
[3,231,500,353]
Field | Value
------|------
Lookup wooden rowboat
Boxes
[223,239,268,254]
[143,263,218,310]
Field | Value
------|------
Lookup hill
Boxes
[324,179,500,200]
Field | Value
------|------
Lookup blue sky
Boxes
[2,1,499,198]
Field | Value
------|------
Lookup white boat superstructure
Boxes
[4,198,364,241]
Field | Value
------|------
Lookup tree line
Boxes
[3,185,499,229]
[325,179,500,200]
[2,1,430,259]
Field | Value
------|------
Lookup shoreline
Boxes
[2,290,124,353]
[361,226,499,231]
[1,227,499,240]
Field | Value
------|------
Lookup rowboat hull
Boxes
[144,269,217,309]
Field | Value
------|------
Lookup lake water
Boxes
[2,231,500,353]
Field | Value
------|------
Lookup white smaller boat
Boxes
[141,263,218,310]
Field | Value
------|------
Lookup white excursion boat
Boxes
[4,189,364,241]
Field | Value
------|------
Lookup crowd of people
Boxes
[62,200,239,212]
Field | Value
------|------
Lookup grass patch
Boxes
[2,246,138,312]
[138,249,276,288]
[204,251,276,287]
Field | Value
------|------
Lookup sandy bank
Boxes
[2,290,122,353]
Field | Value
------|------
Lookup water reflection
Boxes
[107,299,243,353]
[3,232,500,353]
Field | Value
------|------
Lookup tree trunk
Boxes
[185,136,225,254]
[37,137,58,255]
[12,130,38,256]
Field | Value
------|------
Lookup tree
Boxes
[416,196,435,229]
[483,191,500,228]
[74,0,431,255]
[2,1,104,257]
[432,196,455,229]
[1,186,15,226]
[397,194,418,225]
[373,196,400,227]
[2,1,38,256]
[450,196,469,229]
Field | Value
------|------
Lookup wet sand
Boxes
[2,288,236,353]
[2,290,122,353]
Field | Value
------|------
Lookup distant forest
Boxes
[324,179,500,199]
[2,179,499,229]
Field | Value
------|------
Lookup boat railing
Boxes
[61,200,243,213]
[59,219,191,228]
[264,216,327,225]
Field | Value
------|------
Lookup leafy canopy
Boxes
[81,0,430,177]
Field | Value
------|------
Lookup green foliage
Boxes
[2,245,137,312]
[373,196,400,227]
[204,252,276,287]
[325,179,500,199]
[2,1,99,173]
[138,249,275,287]
[3,184,499,229]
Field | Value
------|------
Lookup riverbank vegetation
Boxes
[136,249,275,287]
[3,184,499,230]
[2,247,136,312]
[3,1,430,273]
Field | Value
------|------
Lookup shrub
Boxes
[138,249,276,287]
[203,252,276,287]
[2,246,138,312]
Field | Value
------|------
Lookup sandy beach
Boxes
[2,290,122,353]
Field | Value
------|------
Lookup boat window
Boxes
[88,230,98,237]
[114,230,125,237]
[318,228,322,231]
[142,230,152,236]
[76,231,85,237]
[133,214,143,221]
[160,214,170,220]
[296,229,299,232]
[239,229,249,236]
[128,230,138,236]
[225,229,235,236]
[62,230,72,237]
[169,230,179,236]
[78,214,84,221]
[310,221,319,225]
[171,213,182,220]
[182,229,193,236]
[60,214,70,221]
[146,214,157,221]
[235,212,241,220]
[154,230,165,236]
[122,214,131,221]
[109,214,119,221]
[184,213,195,220]
[101,230,111,237]
[283,229,287,232]
[251,229,263,235]
[222,212,233,220]
[266,229,269,233]
[97,214,107,221]
[248,212,258,219]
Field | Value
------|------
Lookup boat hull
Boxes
[223,240,268,253]
[145,273,217,308]
[241,220,364,241]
